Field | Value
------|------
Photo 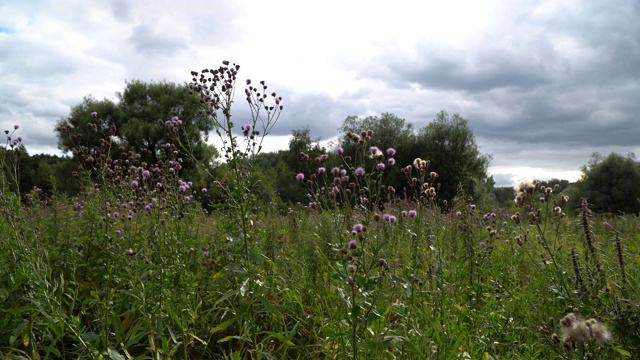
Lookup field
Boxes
[1,69,639,359]
[1,155,639,359]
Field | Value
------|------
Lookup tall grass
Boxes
[1,62,639,359]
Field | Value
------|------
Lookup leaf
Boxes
[107,348,126,360]
[211,316,238,334]
[614,346,631,357]
[218,335,247,343]
[262,331,294,346]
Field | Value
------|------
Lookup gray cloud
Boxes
[2,0,638,188]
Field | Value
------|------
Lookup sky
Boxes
[1,0,638,187]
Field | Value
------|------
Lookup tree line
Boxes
[4,80,639,214]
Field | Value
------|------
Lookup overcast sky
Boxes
[1,0,638,186]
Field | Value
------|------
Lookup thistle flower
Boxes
[376,163,385,171]
[355,167,365,176]
[348,239,357,249]
[386,148,396,156]
[336,147,344,155]
[409,209,417,218]
[353,223,364,233]
[90,112,97,118]
[295,173,304,181]
[318,167,326,174]
[387,158,396,165]
[131,180,138,188]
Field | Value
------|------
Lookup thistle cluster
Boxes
[401,158,438,203]
[558,312,612,349]
[3,124,23,149]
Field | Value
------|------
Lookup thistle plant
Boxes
[188,60,283,261]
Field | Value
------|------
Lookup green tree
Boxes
[576,152,640,214]
[338,113,415,194]
[415,111,491,204]
[55,80,217,180]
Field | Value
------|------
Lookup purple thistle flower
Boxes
[131,180,138,188]
[355,167,365,176]
[336,147,344,155]
[14,124,20,129]
[318,167,326,174]
[202,188,207,193]
[142,170,150,178]
[456,211,462,216]
[470,204,476,210]
[90,112,97,119]
[376,163,385,171]
[353,223,364,232]
[113,211,119,218]
[348,239,357,249]
[409,210,417,218]
[383,214,391,221]
[369,146,379,155]
[179,185,186,192]
[389,215,397,223]
[387,158,396,166]
[386,148,396,156]
[295,173,304,181]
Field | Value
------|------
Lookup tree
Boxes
[338,113,416,194]
[415,111,491,204]
[577,152,640,214]
[55,80,217,179]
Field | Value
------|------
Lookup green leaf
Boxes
[614,346,631,357]
[211,316,238,334]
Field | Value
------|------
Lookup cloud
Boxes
[1,0,639,188]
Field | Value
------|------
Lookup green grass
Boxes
[1,183,638,359]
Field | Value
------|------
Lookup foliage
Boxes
[55,80,218,181]
[416,111,492,205]
[574,152,640,214]
[2,64,639,360]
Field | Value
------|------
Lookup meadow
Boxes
[1,63,639,359]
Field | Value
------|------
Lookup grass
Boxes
[1,180,638,359]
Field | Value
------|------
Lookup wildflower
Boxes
[352,224,364,233]
[202,188,207,193]
[90,112,97,118]
[369,146,380,155]
[295,173,304,181]
[386,148,396,156]
[455,211,462,216]
[179,185,186,192]
[383,214,391,221]
[131,180,138,188]
[409,210,417,218]
[142,170,150,178]
[318,167,326,174]
[355,167,365,176]
[336,147,344,155]
[389,215,397,223]
[470,204,476,210]
[376,163,385,171]
[348,239,357,249]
